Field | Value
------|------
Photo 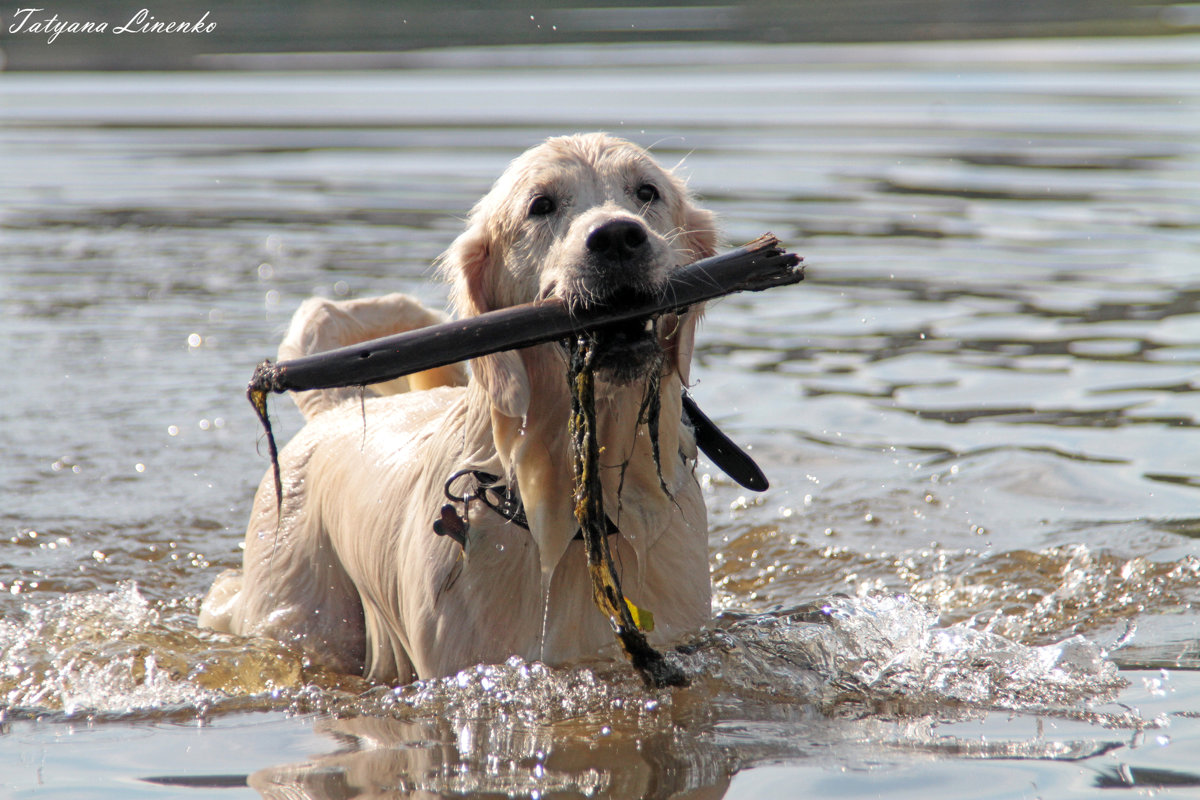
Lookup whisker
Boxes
[646,135,685,153]
[671,147,698,173]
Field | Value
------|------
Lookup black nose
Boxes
[586,219,649,261]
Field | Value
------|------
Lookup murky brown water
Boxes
[2,35,1200,799]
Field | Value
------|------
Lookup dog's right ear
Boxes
[442,224,531,419]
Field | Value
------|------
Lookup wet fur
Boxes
[199,133,718,682]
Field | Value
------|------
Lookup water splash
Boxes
[0,585,1141,798]
[809,594,1122,711]
[0,585,1124,731]
[351,656,661,725]
[0,582,308,719]
[242,597,1131,798]
[910,544,1200,644]
[680,594,1124,719]
[308,594,1124,733]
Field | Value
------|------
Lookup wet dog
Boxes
[200,133,718,682]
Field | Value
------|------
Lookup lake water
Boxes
[2,35,1200,798]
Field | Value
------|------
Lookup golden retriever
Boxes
[200,133,717,683]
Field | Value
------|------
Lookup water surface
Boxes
[2,36,1200,798]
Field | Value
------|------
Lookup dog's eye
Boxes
[635,184,660,204]
[528,195,557,217]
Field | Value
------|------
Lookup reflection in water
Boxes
[250,715,704,799]
[1093,765,1200,790]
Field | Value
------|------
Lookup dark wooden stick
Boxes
[249,234,802,396]
[247,234,801,511]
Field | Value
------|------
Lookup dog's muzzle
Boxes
[564,218,670,382]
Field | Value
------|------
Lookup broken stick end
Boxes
[247,363,285,517]
[248,358,284,396]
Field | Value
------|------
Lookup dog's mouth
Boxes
[584,287,664,384]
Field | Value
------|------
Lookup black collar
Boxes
[433,469,617,548]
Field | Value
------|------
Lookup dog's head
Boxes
[441,133,718,417]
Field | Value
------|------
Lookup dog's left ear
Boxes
[442,224,531,419]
